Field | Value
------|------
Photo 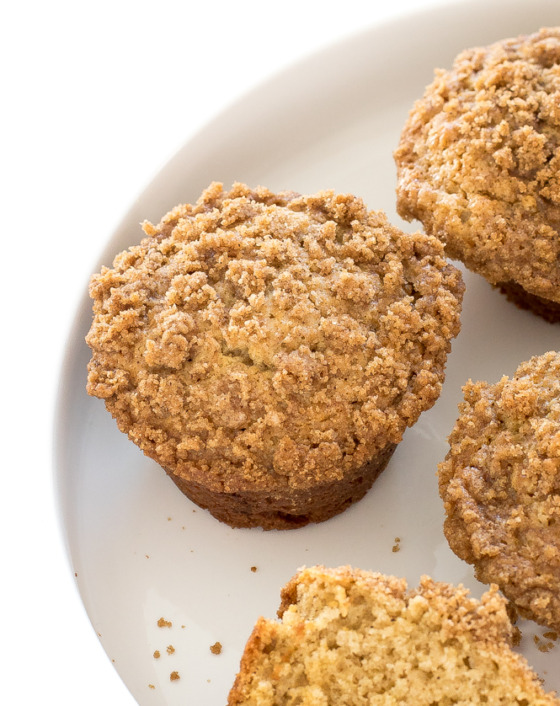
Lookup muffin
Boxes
[228,565,558,705]
[439,351,560,630]
[86,182,463,530]
[395,28,560,322]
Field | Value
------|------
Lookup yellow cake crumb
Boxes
[228,565,558,705]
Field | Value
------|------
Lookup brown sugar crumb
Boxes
[210,641,223,655]
[166,645,175,655]
[392,537,401,553]
[170,671,180,681]
[511,626,522,647]
[505,601,518,625]
[505,604,522,645]
[153,650,161,659]
[544,631,558,641]
[148,684,155,690]
[157,617,172,628]
[439,351,560,631]
[250,566,258,573]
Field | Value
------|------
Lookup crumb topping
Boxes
[395,27,560,302]
[87,182,463,491]
[439,351,560,630]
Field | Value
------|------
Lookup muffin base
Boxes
[497,281,560,323]
[165,443,397,530]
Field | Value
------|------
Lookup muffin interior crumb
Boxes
[228,566,557,705]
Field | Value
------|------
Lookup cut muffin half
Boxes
[229,565,558,705]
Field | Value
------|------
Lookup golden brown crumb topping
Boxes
[86,182,463,491]
[228,565,558,705]
[395,27,560,303]
[439,351,560,630]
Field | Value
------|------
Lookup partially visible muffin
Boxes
[86,182,463,529]
[395,27,560,321]
[439,351,560,630]
[228,565,558,705]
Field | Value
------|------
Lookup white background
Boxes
[1,0,550,704]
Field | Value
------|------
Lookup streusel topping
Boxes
[87,182,463,492]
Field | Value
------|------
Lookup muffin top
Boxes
[395,27,560,303]
[86,182,463,493]
[439,351,560,629]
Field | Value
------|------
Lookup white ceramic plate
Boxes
[56,0,560,702]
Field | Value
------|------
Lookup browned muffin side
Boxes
[439,351,560,630]
[228,565,558,705]
[497,281,560,323]
[395,27,560,321]
[86,182,463,529]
